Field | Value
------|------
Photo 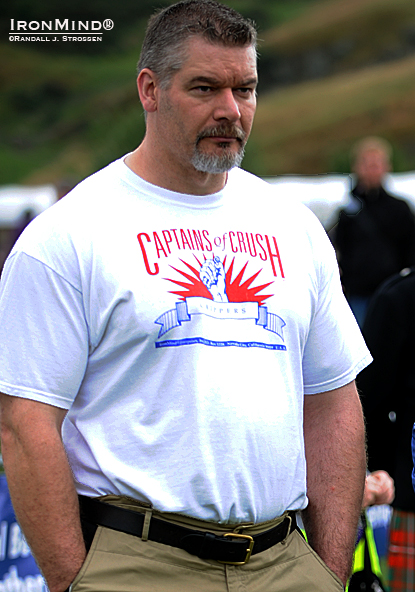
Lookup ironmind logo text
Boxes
[9,19,114,32]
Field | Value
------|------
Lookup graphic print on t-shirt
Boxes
[154,255,287,351]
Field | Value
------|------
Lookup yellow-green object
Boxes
[301,515,385,592]
[352,521,383,576]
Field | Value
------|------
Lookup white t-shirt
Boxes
[0,158,371,524]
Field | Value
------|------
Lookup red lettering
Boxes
[137,233,159,276]
[256,234,267,262]
[229,231,238,253]
[181,229,194,250]
[265,235,285,277]
[237,231,247,254]
[170,229,181,249]
[153,232,168,258]
[192,230,204,251]
[162,230,173,254]
[246,233,257,257]
[202,230,212,251]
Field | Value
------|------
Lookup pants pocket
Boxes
[297,533,344,591]
[70,526,102,591]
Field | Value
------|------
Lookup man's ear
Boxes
[137,68,159,113]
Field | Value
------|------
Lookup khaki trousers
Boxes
[71,496,343,592]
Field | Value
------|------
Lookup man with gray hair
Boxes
[0,1,370,591]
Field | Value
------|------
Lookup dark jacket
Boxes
[358,267,415,511]
[333,185,415,297]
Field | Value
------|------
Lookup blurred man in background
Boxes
[331,136,415,326]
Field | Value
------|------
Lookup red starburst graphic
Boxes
[165,255,274,305]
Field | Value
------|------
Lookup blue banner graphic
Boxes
[155,297,286,345]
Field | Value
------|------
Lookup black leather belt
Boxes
[78,495,297,565]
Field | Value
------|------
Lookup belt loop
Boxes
[232,522,254,535]
[281,514,292,545]
[141,509,153,542]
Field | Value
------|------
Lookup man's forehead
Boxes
[181,37,257,78]
[359,150,388,163]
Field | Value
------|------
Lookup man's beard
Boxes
[191,124,247,174]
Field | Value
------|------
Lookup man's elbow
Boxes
[0,393,67,450]
[0,393,19,440]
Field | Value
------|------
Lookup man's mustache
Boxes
[197,125,246,143]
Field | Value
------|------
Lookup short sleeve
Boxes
[302,232,372,394]
[0,252,89,409]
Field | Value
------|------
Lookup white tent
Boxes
[0,173,414,231]
[265,172,415,229]
[0,184,57,228]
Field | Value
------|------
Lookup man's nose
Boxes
[213,89,241,121]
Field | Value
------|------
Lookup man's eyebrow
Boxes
[187,76,222,86]
[238,77,258,87]
[187,75,258,87]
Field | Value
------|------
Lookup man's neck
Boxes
[354,183,385,202]
[124,144,228,196]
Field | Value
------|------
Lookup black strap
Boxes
[361,513,374,575]
[78,495,296,563]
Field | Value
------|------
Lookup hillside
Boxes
[248,54,415,175]
[1,0,415,185]
[260,0,415,88]
[0,45,145,185]
[250,0,415,174]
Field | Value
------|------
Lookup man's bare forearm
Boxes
[302,381,366,587]
[0,395,86,592]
